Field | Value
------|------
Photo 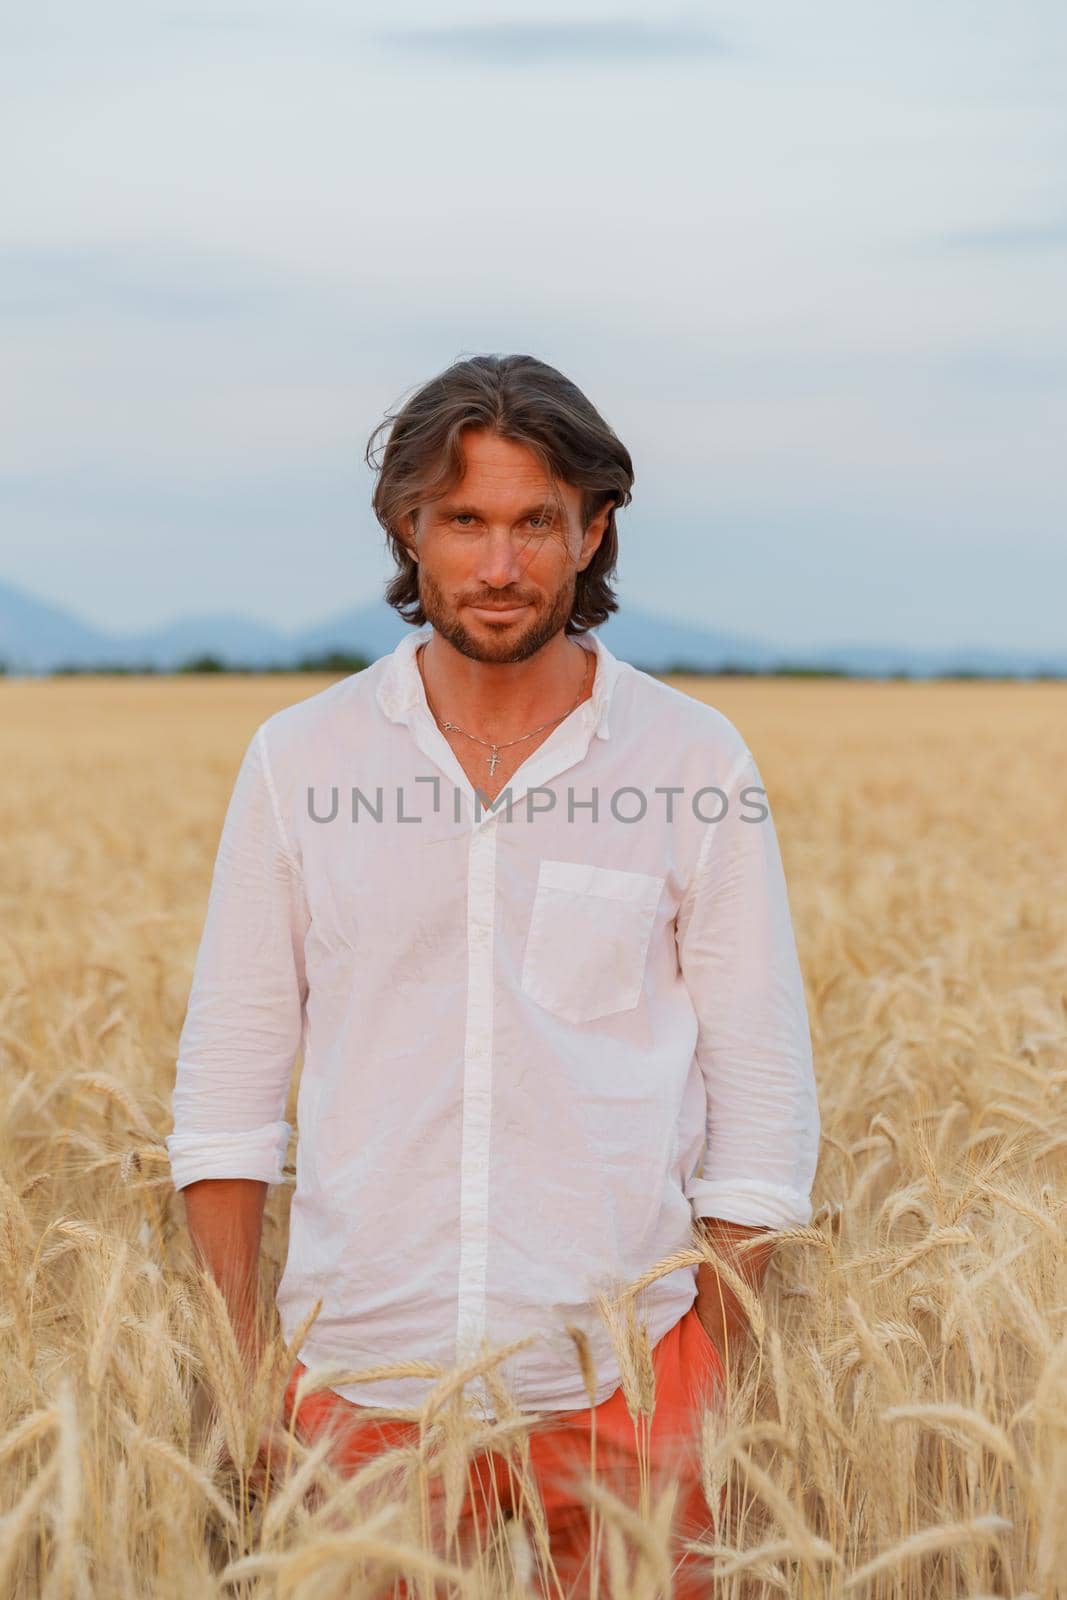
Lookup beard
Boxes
[416,564,578,664]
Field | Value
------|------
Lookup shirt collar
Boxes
[375,622,622,741]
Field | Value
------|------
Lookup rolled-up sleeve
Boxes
[675,745,820,1228]
[165,722,309,1193]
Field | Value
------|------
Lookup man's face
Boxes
[404,428,611,664]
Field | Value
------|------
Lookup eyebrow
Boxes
[435,500,558,520]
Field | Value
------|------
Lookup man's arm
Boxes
[675,745,820,1364]
[693,1217,776,1368]
[166,724,309,1366]
[182,1177,268,1369]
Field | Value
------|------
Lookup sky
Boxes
[2,1,1065,654]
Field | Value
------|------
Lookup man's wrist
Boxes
[693,1214,776,1365]
[693,1262,744,1366]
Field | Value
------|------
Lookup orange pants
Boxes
[281,1303,725,1598]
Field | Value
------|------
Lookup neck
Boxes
[416,630,593,740]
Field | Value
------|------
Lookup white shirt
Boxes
[165,623,819,1417]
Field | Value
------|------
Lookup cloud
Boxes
[0,245,289,320]
[369,17,727,67]
[940,218,1067,252]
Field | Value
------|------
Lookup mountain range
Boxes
[0,578,1064,678]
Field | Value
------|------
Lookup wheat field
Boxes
[2,671,1066,1599]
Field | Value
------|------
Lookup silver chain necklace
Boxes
[419,645,593,778]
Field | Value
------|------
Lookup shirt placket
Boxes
[396,671,606,1418]
[455,811,497,1418]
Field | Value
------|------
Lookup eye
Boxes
[453,514,477,527]
[528,513,552,529]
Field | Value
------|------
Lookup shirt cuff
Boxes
[165,1121,292,1192]
[685,1176,813,1229]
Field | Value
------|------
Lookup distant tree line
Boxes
[0,651,1063,681]
[43,649,375,676]
[650,660,1067,682]
[655,660,850,678]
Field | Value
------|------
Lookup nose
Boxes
[476,525,528,589]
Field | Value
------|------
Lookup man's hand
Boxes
[249,1418,301,1500]
[215,1414,299,1502]
[693,1217,776,1370]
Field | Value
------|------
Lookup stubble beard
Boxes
[416,564,579,665]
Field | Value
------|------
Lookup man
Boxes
[166,353,820,1594]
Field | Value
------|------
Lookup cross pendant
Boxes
[487,746,500,777]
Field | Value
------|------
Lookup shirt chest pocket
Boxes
[519,859,666,1025]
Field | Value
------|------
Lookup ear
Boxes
[399,509,420,564]
[576,497,613,571]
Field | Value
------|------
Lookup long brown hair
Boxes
[365,353,634,635]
